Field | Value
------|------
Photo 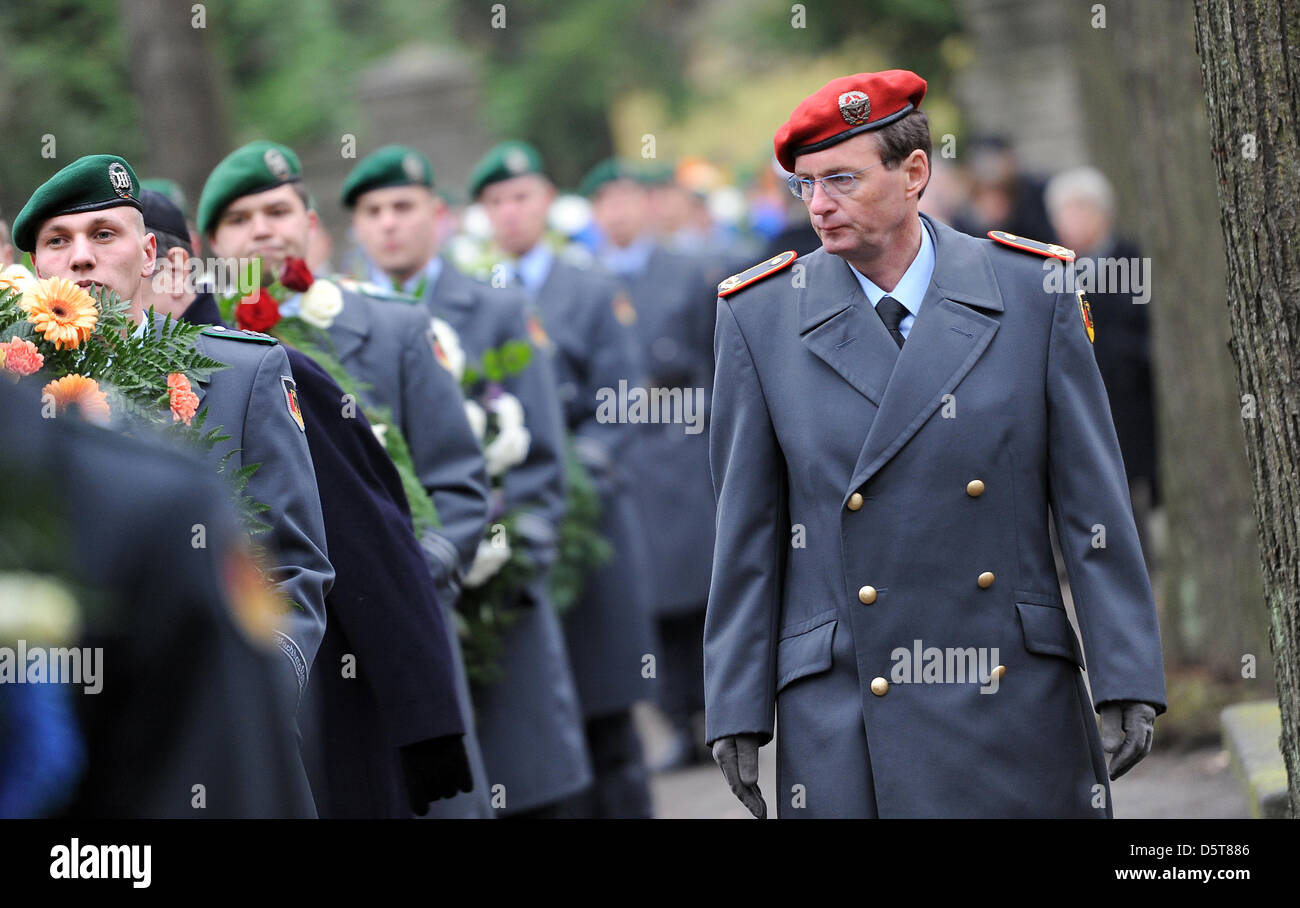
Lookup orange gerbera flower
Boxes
[43,373,111,424]
[167,372,200,425]
[26,276,98,350]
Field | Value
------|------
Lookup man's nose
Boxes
[68,234,96,271]
[250,212,274,238]
[807,181,837,216]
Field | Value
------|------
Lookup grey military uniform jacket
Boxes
[704,214,1167,818]
[193,328,333,700]
[619,247,718,616]
[420,260,591,814]
[532,256,655,718]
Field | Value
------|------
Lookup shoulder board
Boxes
[718,250,798,298]
[200,325,277,345]
[332,275,415,303]
[987,230,1075,262]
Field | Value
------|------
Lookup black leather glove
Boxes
[399,734,473,815]
[1100,700,1158,780]
[712,733,766,818]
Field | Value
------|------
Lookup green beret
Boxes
[12,154,142,253]
[197,141,302,235]
[340,145,434,208]
[467,141,544,199]
[578,158,647,198]
[141,178,188,216]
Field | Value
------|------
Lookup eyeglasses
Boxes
[787,162,884,201]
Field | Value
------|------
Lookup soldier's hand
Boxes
[1100,701,1157,780]
[712,733,766,818]
[400,734,474,815]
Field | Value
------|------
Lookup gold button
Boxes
[870,677,889,696]
[966,479,985,497]
[858,585,877,605]
[991,665,1006,681]
[977,571,995,589]
[847,492,864,511]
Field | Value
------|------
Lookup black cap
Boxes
[140,188,193,255]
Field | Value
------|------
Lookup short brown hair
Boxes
[873,110,931,196]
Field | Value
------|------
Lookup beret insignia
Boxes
[108,162,133,199]
[264,147,292,180]
[838,90,871,126]
[718,250,798,298]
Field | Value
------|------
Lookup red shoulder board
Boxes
[718,250,798,298]
[987,230,1075,263]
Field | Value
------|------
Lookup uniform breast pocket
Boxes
[1015,595,1085,669]
[776,613,838,693]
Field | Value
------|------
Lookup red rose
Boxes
[279,257,315,293]
[235,288,282,333]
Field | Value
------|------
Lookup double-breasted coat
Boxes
[704,214,1167,818]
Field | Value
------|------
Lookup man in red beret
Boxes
[704,70,1166,818]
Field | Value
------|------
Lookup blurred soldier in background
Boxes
[344,144,593,819]
[470,141,660,815]
[584,160,718,777]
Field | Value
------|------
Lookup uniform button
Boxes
[991,665,1006,681]
[847,492,864,511]
[977,571,995,589]
[870,677,889,696]
[858,585,877,605]
[967,479,985,497]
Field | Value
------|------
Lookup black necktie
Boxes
[876,295,908,349]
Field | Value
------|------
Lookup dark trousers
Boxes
[656,607,707,727]
[559,711,654,818]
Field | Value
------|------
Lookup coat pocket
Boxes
[776,615,838,693]
[1015,599,1085,668]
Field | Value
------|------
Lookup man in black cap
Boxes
[136,188,475,817]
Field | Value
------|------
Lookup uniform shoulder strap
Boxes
[987,230,1076,262]
[200,325,278,344]
[718,250,798,298]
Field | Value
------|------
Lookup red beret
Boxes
[774,70,928,172]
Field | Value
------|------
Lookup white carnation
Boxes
[463,536,512,588]
[463,400,487,443]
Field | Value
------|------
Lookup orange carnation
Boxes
[0,336,44,376]
[43,374,111,424]
[26,276,98,350]
[167,372,200,425]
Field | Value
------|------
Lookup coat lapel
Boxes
[845,216,1005,495]
[798,249,899,407]
[329,287,372,363]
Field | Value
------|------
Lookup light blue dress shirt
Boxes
[847,218,936,340]
[597,235,655,278]
[509,243,555,294]
[366,255,443,297]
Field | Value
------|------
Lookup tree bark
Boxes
[1068,1,1268,706]
[119,0,231,218]
[1193,0,1300,816]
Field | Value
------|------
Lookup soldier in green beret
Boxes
[13,154,335,786]
[345,142,595,818]
[473,140,663,815]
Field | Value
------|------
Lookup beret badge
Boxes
[838,90,871,126]
[264,147,291,179]
[108,162,132,198]
[402,152,424,182]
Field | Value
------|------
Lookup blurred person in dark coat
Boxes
[1046,166,1157,561]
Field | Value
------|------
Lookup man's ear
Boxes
[905,149,930,200]
[141,231,158,280]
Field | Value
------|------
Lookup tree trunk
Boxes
[119,0,231,218]
[1068,2,1268,720]
[1193,0,1300,816]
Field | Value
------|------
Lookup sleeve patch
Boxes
[1077,290,1095,344]
[281,375,306,431]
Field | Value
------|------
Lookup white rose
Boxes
[463,400,487,443]
[463,536,512,588]
[298,278,344,329]
[430,317,466,382]
[484,423,531,477]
